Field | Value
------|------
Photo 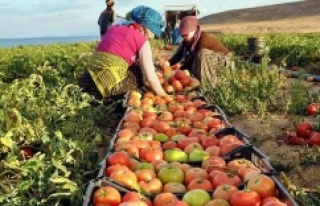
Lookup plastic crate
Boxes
[82,177,135,206]
[223,145,276,174]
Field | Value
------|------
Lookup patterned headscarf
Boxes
[128,5,164,38]
[179,16,199,35]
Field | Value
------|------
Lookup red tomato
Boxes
[153,192,179,206]
[105,164,129,177]
[187,177,214,191]
[138,178,163,194]
[295,123,313,139]
[212,184,239,201]
[211,172,242,189]
[247,174,276,198]
[93,186,122,206]
[307,131,320,146]
[122,192,152,206]
[306,103,318,115]
[139,148,164,162]
[184,168,208,185]
[107,151,131,168]
[135,169,156,182]
[230,189,261,206]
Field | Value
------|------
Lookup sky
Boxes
[0,0,302,39]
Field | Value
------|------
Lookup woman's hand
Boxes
[171,62,182,70]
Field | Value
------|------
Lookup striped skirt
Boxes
[78,52,144,100]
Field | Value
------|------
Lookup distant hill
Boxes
[199,0,320,34]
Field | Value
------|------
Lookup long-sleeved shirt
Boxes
[169,31,230,70]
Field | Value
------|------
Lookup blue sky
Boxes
[0,0,301,39]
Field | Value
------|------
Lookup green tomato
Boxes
[157,165,184,184]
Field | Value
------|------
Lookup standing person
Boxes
[79,5,167,101]
[163,16,232,86]
[98,0,115,38]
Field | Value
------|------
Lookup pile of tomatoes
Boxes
[85,83,298,206]
[284,122,320,146]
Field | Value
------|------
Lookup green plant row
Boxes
[0,42,121,205]
[216,33,320,68]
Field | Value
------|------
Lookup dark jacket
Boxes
[168,32,230,70]
[98,8,115,35]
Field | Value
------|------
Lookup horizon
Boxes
[0,0,302,39]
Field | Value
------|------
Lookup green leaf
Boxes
[0,132,14,149]
[41,135,50,144]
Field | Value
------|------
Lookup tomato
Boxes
[122,122,141,132]
[212,184,238,201]
[153,192,179,206]
[138,178,163,194]
[261,197,283,206]
[295,122,313,139]
[117,128,137,140]
[184,143,204,154]
[247,174,276,198]
[307,131,320,146]
[139,118,156,128]
[205,145,221,157]
[163,182,187,193]
[211,172,242,189]
[139,148,164,162]
[116,144,139,158]
[135,169,156,182]
[286,135,306,145]
[204,199,230,206]
[107,151,131,168]
[201,137,219,149]
[201,156,226,173]
[184,168,208,185]
[220,142,244,156]
[177,137,199,150]
[174,70,187,81]
[105,164,129,177]
[124,113,141,124]
[119,200,149,206]
[110,168,138,190]
[171,80,184,92]
[230,189,261,206]
[166,200,188,206]
[93,186,122,206]
[158,111,174,121]
[306,103,318,115]
[20,147,34,159]
[187,177,214,191]
[162,141,177,150]
[153,121,171,133]
[158,165,184,184]
[122,192,152,206]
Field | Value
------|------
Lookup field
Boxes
[0,33,320,206]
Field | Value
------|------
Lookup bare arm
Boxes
[139,41,167,96]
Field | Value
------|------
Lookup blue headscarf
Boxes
[126,5,164,38]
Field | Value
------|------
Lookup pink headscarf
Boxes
[179,16,201,51]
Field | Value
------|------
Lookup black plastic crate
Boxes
[223,145,276,174]
[214,127,251,145]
